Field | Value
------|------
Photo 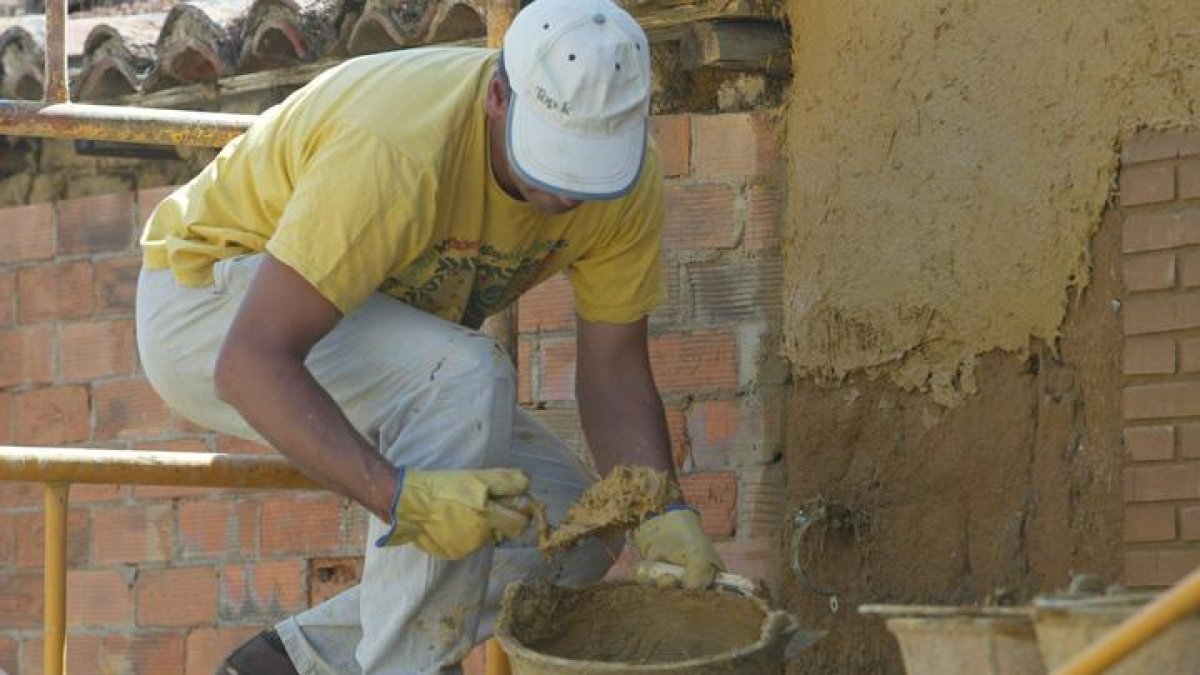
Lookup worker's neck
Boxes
[487,115,525,202]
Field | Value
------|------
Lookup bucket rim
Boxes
[494,580,800,673]
[859,604,1035,620]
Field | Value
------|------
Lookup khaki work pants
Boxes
[136,254,619,675]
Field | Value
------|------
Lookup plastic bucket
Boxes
[860,605,1045,675]
[1033,592,1200,674]
[494,580,803,674]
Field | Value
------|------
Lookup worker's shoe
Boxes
[214,629,299,675]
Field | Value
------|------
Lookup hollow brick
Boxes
[58,319,137,382]
[67,569,134,626]
[259,493,345,556]
[136,566,219,627]
[679,471,738,537]
[17,261,96,324]
[692,113,776,178]
[14,386,90,446]
[663,183,737,250]
[56,192,136,256]
[93,254,141,316]
[92,378,173,440]
[102,633,186,675]
[220,558,306,620]
[184,627,259,675]
[0,324,54,388]
[0,203,54,264]
[91,503,172,564]
[650,114,690,178]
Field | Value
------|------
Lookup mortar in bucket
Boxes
[493,564,821,674]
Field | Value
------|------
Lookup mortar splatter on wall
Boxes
[783,0,1200,404]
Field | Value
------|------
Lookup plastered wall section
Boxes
[0,111,788,674]
[784,0,1200,405]
[1119,131,1200,587]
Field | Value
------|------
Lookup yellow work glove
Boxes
[375,468,531,560]
[632,507,725,589]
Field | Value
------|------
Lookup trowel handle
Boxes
[635,561,762,596]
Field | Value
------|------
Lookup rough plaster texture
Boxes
[783,0,1200,403]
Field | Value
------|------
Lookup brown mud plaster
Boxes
[783,0,1200,404]
[539,465,679,554]
[509,583,764,663]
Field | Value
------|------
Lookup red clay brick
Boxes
[1121,207,1200,252]
[1123,504,1177,542]
[1123,252,1176,291]
[94,254,141,316]
[713,536,774,585]
[1126,463,1200,501]
[0,203,54,263]
[67,569,134,626]
[1123,336,1176,375]
[0,512,13,566]
[688,256,782,324]
[1122,293,1200,335]
[0,391,10,445]
[344,504,369,550]
[1124,425,1175,461]
[214,435,273,455]
[1181,250,1200,288]
[18,260,97,324]
[58,319,136,382]
[1124,381,1200,420]
[518,339,532,405]
[517,272,574,333]
[220,559,306,619]
[1181,132,1200,158]
[1179,159,1200,201]
[71,482,127,503]
[0,270,14,326]
[91,503,172,564]
[1180,338,1200,372]
[137,185,179,223]
[23,633,102,675]
[745,184,781,251]
[692,113,776,178]
[650,114,690,178]
[0,481,41,508]
[1119,163,1175,206]
[0,635,16,674]
[537,337,576,402]
[648,330,740,394]
[136,566,219,627]
[1158,548,1200,584]
[179,499,257,560]
[260,493,344,556]
[739,465,785,538]
[688,399,738,462]
[1181,423,1200,459]
[15,508,89,568]
[663,183,737,250]
[0,324,54,387]
[14,385,90,445]
[57,192,136,256]
[665,404,687,469]
[0,571,42,627]
[102,633,186,675]
[1122,131,1184,164]
[184,627,258,675]
[93,378,172,440]
[1181,505,1200,540]
[679,471,737,537]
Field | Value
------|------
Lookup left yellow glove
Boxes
[375,468,531,560]
[633,507,725,589]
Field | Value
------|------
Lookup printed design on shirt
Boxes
[381,237,569,328]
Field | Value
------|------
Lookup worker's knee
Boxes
[432,332,516,391]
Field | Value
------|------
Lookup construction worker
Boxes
[135,0,724,672]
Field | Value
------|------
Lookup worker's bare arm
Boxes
[575,316,675,479]
[213,254,398,521]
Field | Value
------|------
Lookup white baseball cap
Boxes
[502,0,652,200]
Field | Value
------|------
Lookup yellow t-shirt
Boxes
[140,48,665,327]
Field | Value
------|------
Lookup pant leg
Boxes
[136,255,620,675]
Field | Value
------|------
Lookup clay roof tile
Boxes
[157,0,251,82]
[75,13,164,100]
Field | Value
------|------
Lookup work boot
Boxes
[215,628,300,675]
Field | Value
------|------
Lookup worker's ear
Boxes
[485,76,509,121]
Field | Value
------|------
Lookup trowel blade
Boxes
[784,630,827,661]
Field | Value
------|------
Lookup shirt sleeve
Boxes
[265,125,435,315]
[568,151,667,324]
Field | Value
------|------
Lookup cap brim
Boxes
[507,90,646,201]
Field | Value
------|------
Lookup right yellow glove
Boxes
[633,507,726,589]
[375,468,531,560]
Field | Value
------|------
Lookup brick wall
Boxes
[0,111,788,673]
[1119,130,1200,587]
